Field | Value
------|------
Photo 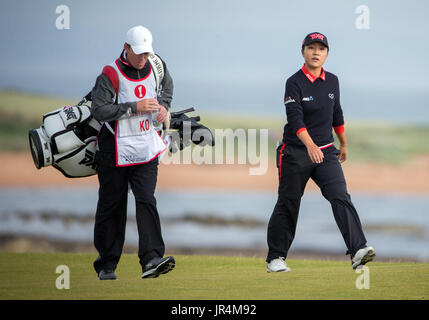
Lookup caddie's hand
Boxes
[306,144,324,164]
[156,105,168,123]
[136,98,160,114]
[338,145,347,163]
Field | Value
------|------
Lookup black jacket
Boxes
[282,66,344,147]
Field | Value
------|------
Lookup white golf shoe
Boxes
[267,257,291,273]
[351,246,376,269]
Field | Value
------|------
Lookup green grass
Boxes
[200,113,429,164]
[0,91,76,121]
[1,90,429,164]
[344,122,429,163]
[0,253,427,300]
[0,91,75,151]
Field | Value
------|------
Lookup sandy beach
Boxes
[1,151,428,194]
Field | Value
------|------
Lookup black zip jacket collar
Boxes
[116,50,151,80]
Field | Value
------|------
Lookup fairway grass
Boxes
[0,253,427,300]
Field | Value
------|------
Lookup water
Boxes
[0,187,428,261]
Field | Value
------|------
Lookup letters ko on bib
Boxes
[140,119,150,132]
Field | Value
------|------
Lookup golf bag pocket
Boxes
[43,105,91,137]
[51,130,85,154]
[53,138,97,178]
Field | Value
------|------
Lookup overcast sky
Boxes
[0,0,428,123]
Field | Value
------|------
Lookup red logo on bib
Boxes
[135,85,146,99]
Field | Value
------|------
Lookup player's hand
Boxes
[338,145,347,163]
[136,98,160,114]
[156,105,168,123]
[306,144,324,164]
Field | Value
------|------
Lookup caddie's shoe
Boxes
[352,246,376,269]
[98,269,117,280]
[267,257,291,273]
[142,256,175,279]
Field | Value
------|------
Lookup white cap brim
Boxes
[131,44,154,54]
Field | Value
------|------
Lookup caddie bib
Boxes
[111,59,166,166]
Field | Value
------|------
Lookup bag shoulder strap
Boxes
[102,65,119,97]
[100,66,119,136]
[148,54,164,95]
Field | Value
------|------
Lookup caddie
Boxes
[90,25,175,280]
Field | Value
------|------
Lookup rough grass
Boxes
[0,253,427,300]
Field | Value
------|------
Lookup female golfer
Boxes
[266,32,375,272]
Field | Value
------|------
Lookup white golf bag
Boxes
[28,100,102,178]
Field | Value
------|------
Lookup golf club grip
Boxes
[163,112,171,131]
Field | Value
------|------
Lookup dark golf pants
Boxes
[266,144,367,262]
[93,152,165,274]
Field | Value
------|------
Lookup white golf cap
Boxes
[125,25,154,54]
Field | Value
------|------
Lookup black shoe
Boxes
[142,256,175,279]
[98,269,117,280]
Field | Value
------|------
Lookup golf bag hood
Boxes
[29,102,101,178]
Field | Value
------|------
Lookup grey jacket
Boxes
[90,51,174,152]
[91,51,174,123]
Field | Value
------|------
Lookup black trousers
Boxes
[93,152,165,274]
[266,144,367,263]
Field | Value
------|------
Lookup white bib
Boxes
[111,60,166,166]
